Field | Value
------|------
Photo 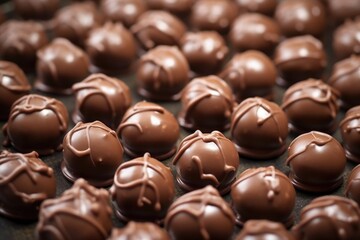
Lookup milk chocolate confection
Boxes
[0,61,31,120]
[109,222,170,240]
[275,0,326,37]
[286,131,346,192]
[13,0,59,20]
[62,121,124,187]
[100,0,146,28]
[117,102,179,160]
[0,151,56,220]
[231,166,295,227]
[333,18,360,61]
[180,31,229,75]
[3,94,68,155]
[146,0,194,16]
[219,50,277,102]
[86,22,136,72]
[328,0,360,22]
[282,79,339,134]
[72,74,132,129]
[292,196,360,240]
[131,11,186,50]
[229,13,281,53]
[136,46,189,101]
[231,97,288,159]
[35,38,90,95]
[110,153,175,223]
[178,76,235,132]
[340,106,360,163]
[173,130,239,195]
[235,0,277,16]
[0,20,48,70]
[36,179,112,240]
[165,186,235,240]
[345,165,360,206]
[274,35,327,87]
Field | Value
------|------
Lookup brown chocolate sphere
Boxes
[333,18,360,61]
[340,106,360,163]
[110,153,175,223]
[328,0,360,22]
[109,222,170,240]
[345,164,360,206]
[146,0,194,15]
[235,0,277,16]
[286,131,346,192]
[13,0,59,20]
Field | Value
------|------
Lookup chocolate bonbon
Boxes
[340,106,360,163]
[146,0,194,16]
[13,0,59,20]
[333,18,360,61]
[328,0,360,22]
[235,0,277,16]
[345,164,360,206]
[109,222,170,240]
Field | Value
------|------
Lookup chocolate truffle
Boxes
[36,179,112,240]
[231,97,288,159]
[286,131,346,192]
[340,106,360,163]
[35,38,90,95]
[131,11,186,50]
[292,196,360,240]
[86,22,136,72]
[62,121,124,187]
[146,0,194,16]
[191,0,239,34]
[281,79,339,134]
[180,31,229,75]
[345,164,360,206]
[219,50,277,102]
[178,75,235,132]
[235,0,277,16]
[231,166,295,227]
[136,46,189,101]
[109,222,170,240]
[0,20,48,70]
[13,0,59,20]
[229,13,281,53]
[165,186,235,240]
[328,0,360,22]
[101,0,147,28]
[0,61,31,120]
[333,18,360,61]
[274,35,327,87]
[0,151,56,220]
[173,130,239,195]
[117,101,180,160]
[72,74,132,129]
[3,94,68,155]
[110,153,175,223]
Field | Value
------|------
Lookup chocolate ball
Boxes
[231,97,288,159]
[328,0,360,22]
[36,179,112,240]
[281,79,339,134]
[345,165,360,206]
[72,73,132,129]
[178,75,235,132]
[146,0,194,15]
[219,50,277,102]
[286,131,346,192]
[13,0,59,20]
[0,61,31,120]
[165,186,235,240]
[0,151,56,220]
[274,35,327,87]
[136,46,189,101]
[292,196,360,240]
[35,38,90,95]
[110,153,175,223]
[231,166,295,227]
[180,31,229,75]
[117,101,180,160]
[333,18,360,61]
[62,121,124,187]
[340,106,360,163]
[235,0,277,16]
[3,94,69,155]
[109,222,170,240]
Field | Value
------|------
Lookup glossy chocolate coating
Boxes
[282,79,339,134]
[173,130,239,195]
[109,222,170,240]
[72,74,132,129]
[13,0,59,20]
[340,106,360,163]
[86,22,136,72]
[274,35,327,87]
[110,153,175,223]
[131,10,186,50]
[286,131,346,192]
[136,46,189,101]
[36,179,112,240]
[292,196,360,240]
[62,121,124,187]
[229,13,281,53]
[180,31,228,75]
[235,0,277,16]
[0,20,48,70]
[35,38,90,95]
[328,0,360,22]
[178,75,235,132]
[333,18,360,61]
[3,94,68,155]
[0,151,56,220]
[146,0,194,15]
[345,165,360,206]
[219,50,277,102]
[0,61,31,120]
[231,97,288,159]
[165,186,235,240]
[231,166,295,227]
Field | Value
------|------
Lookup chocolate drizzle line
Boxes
[0,61,30,92]
[241,220,290,238]
[340,112,360,133]
[328,55,360,84]
[345,165,360,196]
